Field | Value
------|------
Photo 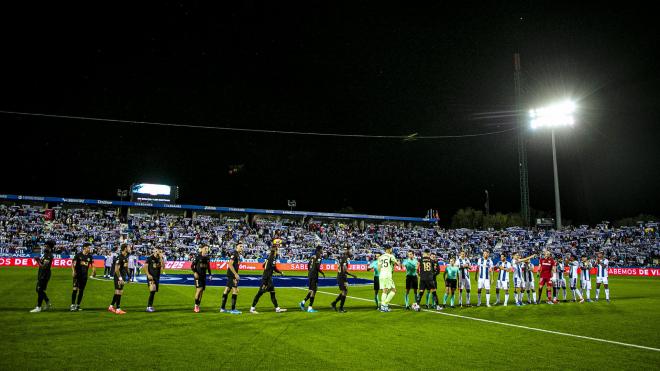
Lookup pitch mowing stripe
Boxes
[304,288,660,353]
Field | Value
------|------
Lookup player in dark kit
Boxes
[221,243,244,314]
[109,244,132,315]
[70,242,96,311]
[331,246,357,313]
[31,240,55,313]
[250,239,287,314]
[192,245,212,313]
[300,246,326,313]
[416,249,440,310]
[145,247,165,312]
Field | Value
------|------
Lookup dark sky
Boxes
[1,3,658,224]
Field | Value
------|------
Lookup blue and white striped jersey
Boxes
[580,261,592,280]
[555,261,565,280]
[497,261,511,281]
[596,259,609,278]
[512,259,524,281]
[477,257,494,280]
[569,261,579,279]
[524,262,535,282]
[456,258,471,280]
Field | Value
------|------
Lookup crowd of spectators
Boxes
[1,203,658,267]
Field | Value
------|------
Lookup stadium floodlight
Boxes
[529,99,577,230]
[529,100,576,130]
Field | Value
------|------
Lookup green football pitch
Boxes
[1,267,659,370]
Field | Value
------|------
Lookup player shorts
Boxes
[459,277,471,290]
[596,277,608,285]
[514,277,523,289]
[496,280,509,290]
[419,278,436,291]
[148,278,160,292]
[73,276,88,290]
[581,279,591,291]
[477,278,491,290]
[555,278,566,288]
[114,276,126,290]
[539,277,553,287]
[445,279,457,289]
[379,276,395,290]
[307,277,318,291]
[406,275,418,290]
[195,276,207,289]
[36,278,50,292]
[337,277,348,291]
[373,276,380,291]
[226,277,239,289]
[260,278,275,292]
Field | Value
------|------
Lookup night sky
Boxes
[1,3,658,224]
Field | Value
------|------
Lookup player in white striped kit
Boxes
[456,250,472,307]
[494,253,512,306]
[512,253,535,306]
[523,261,537,304]
[594,252,610,303]
[567,255,584,303]
[552,255,567,302]
[476,251,494,307]
[580,255,593,302]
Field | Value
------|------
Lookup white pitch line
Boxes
[303,288,660,353]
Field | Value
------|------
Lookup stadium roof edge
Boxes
[0,194,438,223]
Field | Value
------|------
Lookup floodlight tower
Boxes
[529,100,576,230]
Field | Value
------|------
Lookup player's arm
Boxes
[346,263,357,279]
[114,260,122,281]
[72,256,77,278]
[89,260,96,277]
[319,264,326,278]
[228,257,239,279]
[273,260,284,276]
[191,258,199,279]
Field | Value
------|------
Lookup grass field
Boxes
[1,267,659,370]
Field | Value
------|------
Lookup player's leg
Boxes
[495,281,500,305]
[71,278,78,310]
[477,279,483,306]
[221,286,230,311]
[76,279,87,309]
[250,285,267,313]
[380,288,389,310]
[148,282,156,309]
[231,287,239,311]
[604,280,610,301]
[595,281,601,301]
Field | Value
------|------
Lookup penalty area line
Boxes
[304,288,660,353]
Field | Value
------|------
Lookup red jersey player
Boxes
[538,250,557,304]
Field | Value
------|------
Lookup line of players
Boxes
[29,238,611,314]
[373,249,611,312]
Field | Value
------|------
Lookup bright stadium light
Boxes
[529,100,576,129]
[529,99,577,230]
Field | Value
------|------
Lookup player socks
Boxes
[340,295,346,309]
[111,294,118,306]
[252,289,265,307]
[477,290,482,306]
[374,293,379,306]
[458,290,463,305]
[595,288,600,300]
[425,292,430,306]
[270,292,278,308]
[466,290,471,305]
[504,292,509,305]
[486,293,490,305]
[404,293,409,307]
[222,293,229,309]
[385,291,396,304]
[71,290,77,305]
[381,292,387,305]
[450,294,454,307]
[76,289,85,305]
[309,295,315,308]
[148,292,155,307]
[532,291,537,303]
[195,298,201,306]
[432,292,439,306]
[443,293,448,305]
[605,288,609,300]
[304,292,311,302]
[231,294,237,310]
[116,295,122,309]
